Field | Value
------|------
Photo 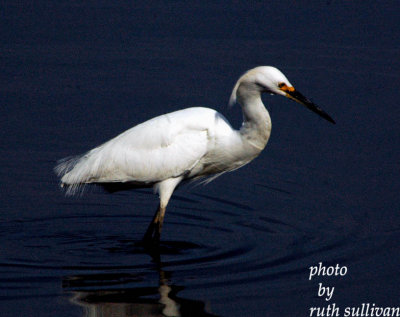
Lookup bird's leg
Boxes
[142,177,182,245]
[143,204,166,244]
[142,205,160,243]
[156,205,166,238]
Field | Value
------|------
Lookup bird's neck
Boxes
[238,90,272,151]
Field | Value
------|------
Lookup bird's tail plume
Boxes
[54,155,90,195]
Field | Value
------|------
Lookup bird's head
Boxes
[229,66,335,124]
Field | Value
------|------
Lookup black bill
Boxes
[286,89,336,124]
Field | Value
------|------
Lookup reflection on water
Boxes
[3,187,396,317]
[0,199,370,317]
[64,246,217,317]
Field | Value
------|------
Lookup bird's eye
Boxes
[278,82,286,88]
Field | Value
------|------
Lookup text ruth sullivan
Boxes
[310,303,400,316]
[308,263,399,317]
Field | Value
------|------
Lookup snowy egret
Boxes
[55,66,335,244]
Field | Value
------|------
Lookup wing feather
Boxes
[55,107,229,193]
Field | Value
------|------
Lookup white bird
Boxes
[55,66,335,244]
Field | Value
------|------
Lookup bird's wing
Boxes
[57,107,232,187]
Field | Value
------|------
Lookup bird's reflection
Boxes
[63,243,217,317]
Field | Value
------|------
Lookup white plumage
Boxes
[56,107,254,192]
[55,66,335,244]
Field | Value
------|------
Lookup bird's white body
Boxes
[55,66,334,243]
[57,106,268,192]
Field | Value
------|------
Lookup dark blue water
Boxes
[1,1,399,316]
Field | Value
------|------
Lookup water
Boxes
[1,1,399,316]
